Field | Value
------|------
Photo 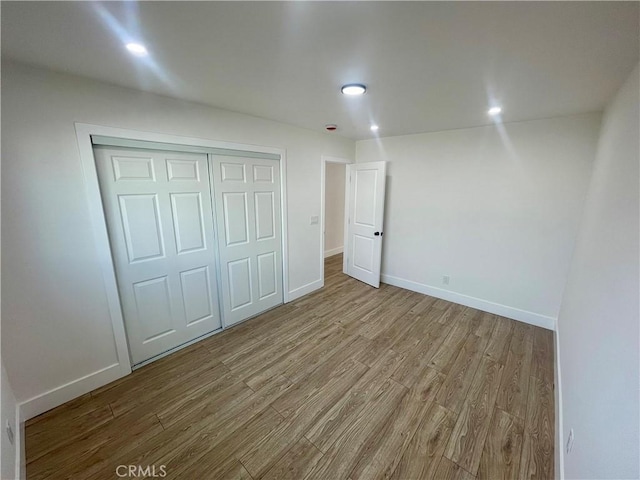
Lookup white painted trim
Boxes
[380,274,556,330]
[343,165,352,274]
[18,363,122,420]
[78,123,286,157]
[16,410,25,480]
[281,151,291,303]
[74,122,290,378]
[554,321,565,480]
[287,279,323,302]
[320,155,352,287]
[91,135,280,160]
[324,247,344,258]
[322,155,353,165]
[320,159,326,287]
[75,124,133,377]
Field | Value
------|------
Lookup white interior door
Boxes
[94,146,222,365]
[212,155,283,326]
[344,161,387,288]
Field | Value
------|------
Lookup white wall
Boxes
[356,113,601,328]
[0,61,354,416]
[324,163,346,256]
[556,65,639,479]
[1,361,18,480]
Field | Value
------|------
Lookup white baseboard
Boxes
[287,279,323,302]
[18,363,124,421]
[324,247,344,258]
[380,274,556,330]
[15,363,124,478]
[554,322,565,479]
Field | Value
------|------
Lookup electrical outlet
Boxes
[442,275,450,286]
[566,428,574,454]
[5,420,14,445]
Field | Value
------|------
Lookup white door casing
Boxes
[212,155,284,326]
[94,146,222,365]
[344,161,387,288]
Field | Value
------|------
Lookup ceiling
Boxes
[2,1,638,140]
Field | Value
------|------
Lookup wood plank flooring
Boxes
[25,254,554,480]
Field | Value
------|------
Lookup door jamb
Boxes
[75,123,289,374]
[320,155,353,287]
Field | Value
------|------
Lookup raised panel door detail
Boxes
[353,234,375,273]
[221,163,246,182]
[257,252,277,300]
[118,194,165,263]
[228,258,252,311]
[345,161,386,288]
[167,159,200,181]
[223,192,249,246]
[96,147,224,366]
[180,266,213,326]
[170,193,206,254]
[254,191,275,241]
[253,165,274,183]
[133,276,175,343]
[354,169,377,227]
[112,156,155,182]
[212,155,283,327]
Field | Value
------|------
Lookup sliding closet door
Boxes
[212,155,283,326]
[94,146,222,365]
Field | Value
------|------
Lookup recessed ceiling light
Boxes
[370,125,379,131]
[488,106,502,116]
[341,84,366,95]
[126,43,148,57]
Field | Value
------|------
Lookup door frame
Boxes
[75,123,289,373]
[320,155,353,287]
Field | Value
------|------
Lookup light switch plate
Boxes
[310,215,319,225]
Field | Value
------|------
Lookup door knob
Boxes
[374,231,383,236]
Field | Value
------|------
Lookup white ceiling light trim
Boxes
[341,84,366,95]
[488,106,502,116]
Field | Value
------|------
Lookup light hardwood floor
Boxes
[25,254,554,480]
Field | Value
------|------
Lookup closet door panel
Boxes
[212,155,283,326]
[95,146,222,365]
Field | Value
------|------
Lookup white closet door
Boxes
[212,155,283,326]
[94,146,222,365]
